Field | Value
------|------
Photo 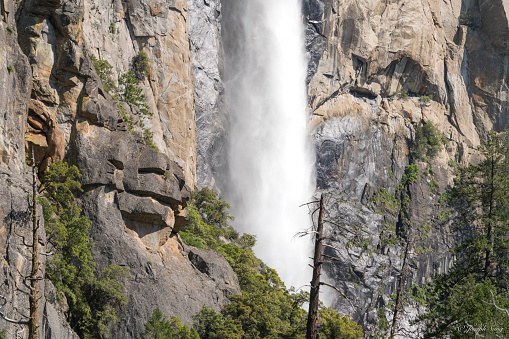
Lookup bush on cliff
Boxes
[140,307,199,339]
[411,121,448,162]
[40,160,129,338]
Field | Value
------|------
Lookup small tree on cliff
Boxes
[39,160,129,338]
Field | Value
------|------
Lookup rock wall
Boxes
[188,0,229,192]
[303,0,509,335]
[0,0,240,337]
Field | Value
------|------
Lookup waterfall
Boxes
[222,0,315,290]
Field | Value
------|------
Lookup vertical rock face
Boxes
[188,0,229,192]
[1,0,240,337]
[301,0,509,335]
[81,0,197,186]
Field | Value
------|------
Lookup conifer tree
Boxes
[418,131,509,338]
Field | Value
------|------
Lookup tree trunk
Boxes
[390,239,410,339]
[484,155,495,279]
[306,194,324,339]
[29,150,39,339]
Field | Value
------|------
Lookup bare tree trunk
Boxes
[306,194,324,339]
[390,239,410,339]
[29,149,39,339]
[484,155,495,279]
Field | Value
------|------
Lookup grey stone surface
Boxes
[189,0,229,192]
[82,185,241,337]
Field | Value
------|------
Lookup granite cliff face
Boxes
[303,0,509,335]
[0,0,239,337]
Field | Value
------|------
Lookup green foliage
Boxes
[0,329,6,339]
[191,187,234,228]
[428,178,439,194]
[90,55,116,94]
[90,55,157,150]
[141,308,199,339]
[417,131,509,337]
[109,22,116,34]
[181,189,309,338]
[401,164,419,185]
[7,65,13,73]
[180,188,239,250]
[373,308,390,339]
[411,121,448,162]
[116,71,158,151]
[419,275,509,338]
[133,50,150,80]
[459,9,476,28]
[40,160,128,338]
[116,71,150,113]
[390,90,409,98]
[319,307,363,339]
[193,306,243,339]
[6,26,13,33]
[420,95,432,104]
[410,284,432,307]
[185,190,307,336]
[183,188,362,338]
[370,188,399,213]
[448,159,456,168]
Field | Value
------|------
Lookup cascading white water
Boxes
[222,0,315,290]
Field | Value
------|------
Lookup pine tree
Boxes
[418,131,509,338]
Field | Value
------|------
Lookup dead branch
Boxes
[483,290,509,317]
[319,282,357,308]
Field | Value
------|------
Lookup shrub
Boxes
[319,307,363,339]
[402,164,419,185]
[90,55,116,94]
[109,22,116,34]
[0,329,6,339]
[116,71,157,151]
[133,50,150,80]
[420,95,432,104]
[411,121,448,162]
[7,65,13,73]
[6,26,13,33]
[459,10,476,28]
[429,178,440,194]
[141,308,199,339]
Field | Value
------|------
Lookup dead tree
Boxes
[28,149,40,339]
[303,194,357,339]
[390,238,410,339]
[306,194,325,339]
[0,149,42,339]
